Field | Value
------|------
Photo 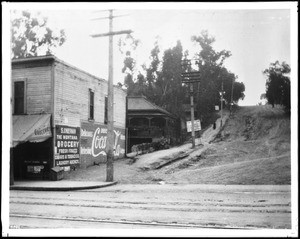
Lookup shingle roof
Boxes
[127,96,175,118]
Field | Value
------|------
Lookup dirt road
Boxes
[9,184,291,234]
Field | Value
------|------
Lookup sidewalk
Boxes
[10,180,117,191]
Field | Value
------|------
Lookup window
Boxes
[89,89,94,120]
[14,80,25,115]
[104,96,108,124]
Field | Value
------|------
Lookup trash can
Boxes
[50,166,64,181]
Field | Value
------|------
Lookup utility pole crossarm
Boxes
[91,30,133,38]
[91,14,130,21]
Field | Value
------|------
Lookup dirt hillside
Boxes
[66,105,291,185]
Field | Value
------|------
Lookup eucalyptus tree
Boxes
[11,10,66,59]
[263,61,291,113]
[191,30,245,119]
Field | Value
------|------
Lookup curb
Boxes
[10,181,118,191]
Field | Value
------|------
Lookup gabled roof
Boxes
[127,96,175,118]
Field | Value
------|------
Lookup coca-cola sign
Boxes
[91,127,107,157]
[80,121,125,167]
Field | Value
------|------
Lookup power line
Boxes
[91,14,130,21]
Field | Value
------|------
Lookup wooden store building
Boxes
[11,55,127,180]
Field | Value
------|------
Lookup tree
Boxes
[231,81,245,103]
[263,61,291,112]
[144,39,162,104]
[11,10,66,59]
[191,30,231,68]
[118,34,140,95]
[120,30,246,123]
[121,50,136,95]
[191,31,235,117]
[157,40,186,117]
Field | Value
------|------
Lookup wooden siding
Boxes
[113,87,127,128]
[11,58,127,129]
[11,66,52,114]
[53,61,126,129]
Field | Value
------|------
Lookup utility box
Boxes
[50,166,64,181]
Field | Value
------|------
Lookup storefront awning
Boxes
[13,114,52,147]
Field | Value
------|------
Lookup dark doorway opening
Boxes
[12,138,52,180]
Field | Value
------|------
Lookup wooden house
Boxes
[11,55,127,180]
[126,96,178,152]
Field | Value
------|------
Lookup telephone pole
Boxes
[91,9,132,182]
[189,83,196,148]
[181,60,201,149]
[230,77,234,115]
[220,80,224,127]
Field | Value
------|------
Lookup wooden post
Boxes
[10,70,14,185]
[230,78,234,115]
[106,10,114,182]
[190,83,195,148]
[220,80,223,127]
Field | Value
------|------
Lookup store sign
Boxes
[81,122,125,164]
[54,125,80,166]
[27,165,44,173]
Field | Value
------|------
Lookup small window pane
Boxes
[14,81,25,114]
[89,90,94,120]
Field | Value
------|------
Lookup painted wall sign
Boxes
[54,125,80,166]
[80,121,126,167]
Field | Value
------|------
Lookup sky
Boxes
[4,2,297,107]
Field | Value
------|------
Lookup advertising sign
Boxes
[54,125,80,166]
[186,119,201,132]
[80,122,126,166]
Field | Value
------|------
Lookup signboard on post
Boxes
[181,71,201,84]
[186,119,201,132]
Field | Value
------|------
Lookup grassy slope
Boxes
[165,105,291,184]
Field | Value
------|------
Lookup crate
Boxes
[50,166,64,181]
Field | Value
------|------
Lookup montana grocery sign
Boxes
[54,125,80,166]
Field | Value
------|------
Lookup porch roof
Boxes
[127,96,175,119]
